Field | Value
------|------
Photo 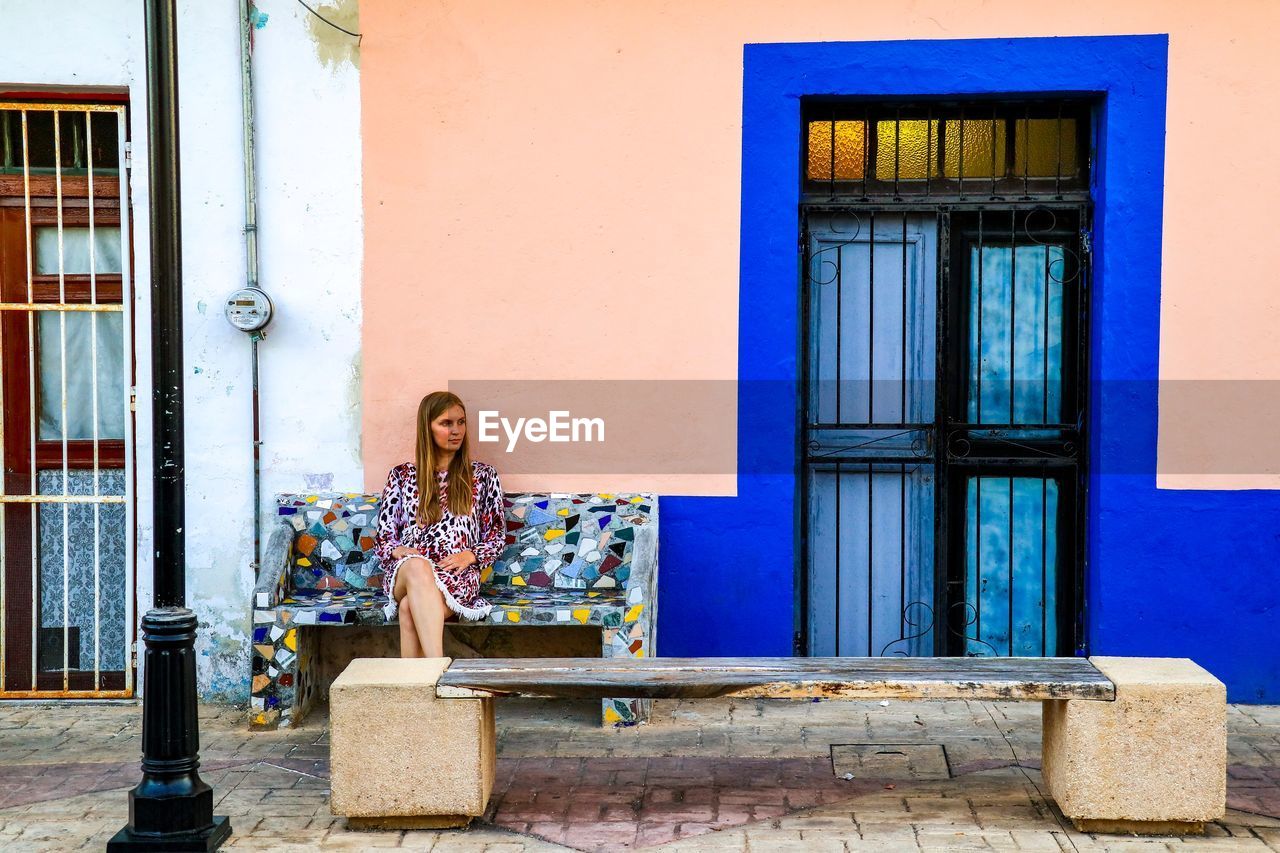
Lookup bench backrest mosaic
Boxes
[276,491,655,593]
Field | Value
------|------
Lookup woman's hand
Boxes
[391,545,423,560]
[436,550,477,572]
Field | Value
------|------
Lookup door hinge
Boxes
[129,386,137,412]
[130,641,138,669]
[1080,228,1093,257]
[123,141,132,169]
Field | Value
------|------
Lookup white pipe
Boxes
[88,109,102,691]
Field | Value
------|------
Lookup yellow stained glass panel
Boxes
[1013,118,1078,178]
[807,120,865,181]
[875,119,939,181]
[943,119,1007,179]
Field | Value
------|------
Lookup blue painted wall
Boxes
[657,34,1280,703]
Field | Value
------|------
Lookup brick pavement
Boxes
[0,697,1277,850]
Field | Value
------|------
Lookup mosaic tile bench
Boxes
[249,490,658,730]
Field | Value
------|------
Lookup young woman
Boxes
[374,391,506,657]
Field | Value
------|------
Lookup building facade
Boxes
[1,1,1277,705]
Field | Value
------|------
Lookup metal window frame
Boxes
[0,101,135,699]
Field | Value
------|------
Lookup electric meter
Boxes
[224,287,273,332]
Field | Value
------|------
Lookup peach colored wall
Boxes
[361,0,1280,494]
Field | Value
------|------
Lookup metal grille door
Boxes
[804,211,939,656]
[801,101,1093,658]
[0,103,135,697]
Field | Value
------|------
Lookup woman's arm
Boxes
[373,465,414,564]
[470,464,507,567]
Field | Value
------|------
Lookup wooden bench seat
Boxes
[436,656,1116,701]
[330,655,1226,836]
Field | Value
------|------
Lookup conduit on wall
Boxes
[239,0,266,576]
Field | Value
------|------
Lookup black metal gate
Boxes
[800,101,1092,657]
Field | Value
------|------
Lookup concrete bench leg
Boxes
[331,658,496,828]
[601,622,651,726]
[1042,656,1226,835]
[250,615,315,730]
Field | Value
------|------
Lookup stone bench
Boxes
[249,490,658,730]
[329,655,1226,834]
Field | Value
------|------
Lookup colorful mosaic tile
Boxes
[251,491,658,730]
[489,494,652,592]
[275,493,382,591]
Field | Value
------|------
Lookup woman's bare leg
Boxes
[393,558,451,657]
[397,595,424,658]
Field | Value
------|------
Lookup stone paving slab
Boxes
[0,697,1277,851]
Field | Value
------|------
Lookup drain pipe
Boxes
[239,0,264,576]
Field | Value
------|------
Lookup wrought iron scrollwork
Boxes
[1022,206,1082,287]
[879,601,934,657]
[946,601,999,656]
[808,429,932,460]
[806,214,864,287]
[945,429,1080,461]
[875,600,999,657]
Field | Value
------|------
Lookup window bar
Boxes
[0,303,121,314]
[1023,103,1031,199]
[1054,102,1064,197]
[87,109,102,691]
[1043,235,1050,423]
[835,241,843,423]
[868,210,875,424]
[1010,214,1016,426]
[935,209,949,656]
[901,215,908,423]
[861,106,869,199]
[975,475,982,649]
[23,110,38,691]
[925,106,934,198]
[0,495,123,504]
[977,210,984,424]
[1008,476,1014,656]
[866,461,873,656]
[899,461,906,653]
[1076,212,1085,425]
[834,461,841,657]
[990,104,998,199]
[55,110,72,692]
[958,106,966,197]
[1041,476,1047,655]
[114,106,134,694]
[893,108,901,198]
[828,113,835,199]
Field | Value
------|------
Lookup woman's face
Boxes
[431,404,466,454]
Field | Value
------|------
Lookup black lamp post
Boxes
[108,0,231,849]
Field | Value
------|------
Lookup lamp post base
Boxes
[108,608,231,851]
[107,815,232,852]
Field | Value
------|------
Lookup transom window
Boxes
[804,100,1091,199]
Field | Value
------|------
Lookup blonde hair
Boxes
[414,391,474,526]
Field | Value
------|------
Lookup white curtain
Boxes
[38,311,125,440]
[34,226,123,275]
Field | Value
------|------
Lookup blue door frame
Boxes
[657,34,1280,703]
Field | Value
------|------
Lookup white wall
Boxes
[0,0,364,700]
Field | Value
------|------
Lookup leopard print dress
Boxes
[373,460,505,621]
